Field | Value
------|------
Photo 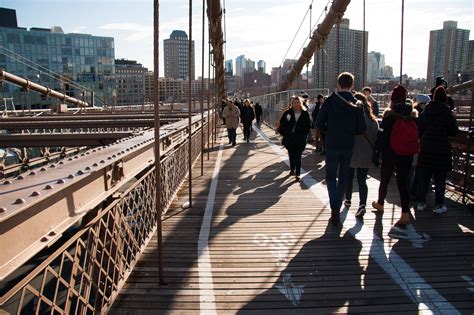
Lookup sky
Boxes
[2,0,473,80]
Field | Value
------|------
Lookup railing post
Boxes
[153,0,165,285]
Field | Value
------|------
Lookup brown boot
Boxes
[396,212,410,226]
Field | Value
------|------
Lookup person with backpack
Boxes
[278,95,311,181]
[316,72,366,226]
[343,92,379,218]
[372,85,418,226]
[416,86,459,214]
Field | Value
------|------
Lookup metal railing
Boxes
[252,86,473,204]
[0,111,216,313]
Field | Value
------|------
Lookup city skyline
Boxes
[1,0,473,82]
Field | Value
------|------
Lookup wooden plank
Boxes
[111,124,474,314]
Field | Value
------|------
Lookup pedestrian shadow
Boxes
[238,207,364,313]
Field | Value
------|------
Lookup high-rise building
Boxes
[257,60,266,73]
[0,8,18,28]
[427,21,469,87]
[235,55,246,77]
[313,19,367,91]
[144,71,154,103]
[225,59,233,76]
[465,40,474,81]
[271,67,281,86]
[0,9,115,108]
[245,58,255,74]
[367,51,385,84]
[115,59,147,106]
[164,30,195,80]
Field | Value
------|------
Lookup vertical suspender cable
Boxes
[153,0,165,285]
[188,0,193,208]
[336,21,340,81]
[201,0,205,175]
[362,0,366,87]
[400,0,404,84]
[208,42,213,148]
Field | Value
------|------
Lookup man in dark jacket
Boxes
[254,102,263,124]
[416,86,459,214]
[316,72,367,225]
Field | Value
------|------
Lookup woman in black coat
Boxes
[278,96,311,181]
[241,99,255,142]
[416,86,459,214]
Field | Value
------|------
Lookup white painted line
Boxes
[197,132,225,315]
[254,125,460,314]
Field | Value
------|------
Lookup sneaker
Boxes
[433,205,447,214]
[372,201,384,213]
[355,205,366,218]
[344,199,351,208]
[416,203,427,211]
[295,176,300,182]
[289,170,295,176]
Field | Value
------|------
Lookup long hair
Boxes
[354,92,377,122]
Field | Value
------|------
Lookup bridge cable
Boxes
[279,4,311,68]
[291,0,330,62]
[400,0,405,84]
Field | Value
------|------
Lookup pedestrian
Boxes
[241,99,255,143]
[254,102,263,125]
[222,98,241,146]
[416,86,459,214]
[220,99,227,125]
[278,96,311,181]
[316,72,367,226]
[372,85,419,226]
[362,86,379,117]
[311,94,325,152]
[344,92,379,218]
[414,94,430,115]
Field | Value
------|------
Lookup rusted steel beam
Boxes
[207,0,226,100]
[0,113,208,281]
[0,133,134,147]
[279,0,351,91]
[0,118,181,130]
[0,68,89,107]
[447,80,473,94]
[0,113,188,122]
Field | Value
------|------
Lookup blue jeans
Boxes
[345,168,369,205]
[416,167,447,206]
[325,149,353,214]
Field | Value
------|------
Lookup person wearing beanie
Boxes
[372,85,418,227]
[416,86,459,214]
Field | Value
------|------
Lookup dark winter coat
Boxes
[241,106,255,125]
[417,100,459,170]
[315,91,366,150]
[254,103,263,117]
[279,108,311,152]
[311,102,321,123]
[373,103,418,162]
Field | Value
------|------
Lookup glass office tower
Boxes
[0,23,115,108]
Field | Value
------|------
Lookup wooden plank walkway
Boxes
[110,124,474,314]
